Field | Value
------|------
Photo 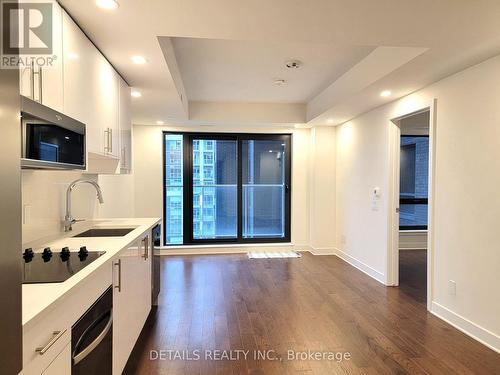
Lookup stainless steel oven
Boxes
[21,96,86,170]
[72,286,113,374]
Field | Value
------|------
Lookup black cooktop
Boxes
[22,247,105,284]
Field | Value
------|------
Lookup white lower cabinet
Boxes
[41,343,71,375]
[113,233,151,375]
[21,228,154,375]
[21,262,112,375]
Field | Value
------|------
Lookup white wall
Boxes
[22,170,134,245]
[309,127,336,253]
[133,125,313,249]
[335,53,500,350]
[335,112,390,282]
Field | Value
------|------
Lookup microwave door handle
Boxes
[72,311,113,365]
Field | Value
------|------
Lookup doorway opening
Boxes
[388,101,436,310]
[398,111,430,303]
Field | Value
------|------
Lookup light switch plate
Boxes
[448,280,456,296]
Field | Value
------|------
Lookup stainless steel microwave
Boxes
[21,97,86,170]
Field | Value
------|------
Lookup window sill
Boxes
[161,242,293,250]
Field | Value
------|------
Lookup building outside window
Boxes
[400,136,429,230]
[164,134,184,244]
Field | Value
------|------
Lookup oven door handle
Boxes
[72,310,113,365]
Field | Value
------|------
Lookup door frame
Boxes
[387,99,437,311]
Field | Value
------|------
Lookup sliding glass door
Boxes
[242,139,287,239]
[164,132,291,245]
[190,137,238,240]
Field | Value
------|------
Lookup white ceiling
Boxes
[171,37,374,103]
[59,0,500,126]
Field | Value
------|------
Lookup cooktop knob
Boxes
[42,247,52,262]
[60,246,70,261]
[78,246,89,261]
[23,248,34,263]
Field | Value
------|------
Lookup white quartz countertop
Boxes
[22,218,161,328]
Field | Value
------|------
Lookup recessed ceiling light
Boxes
[96,0,119,9]
[285,59,302,69]
[67,52,79,60]
[156,120,164,125]
[131,55,147,65]
[327,119,334,124]
[131,90,142,98]
[380,90,392,97]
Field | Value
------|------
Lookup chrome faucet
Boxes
[64,178,104,232]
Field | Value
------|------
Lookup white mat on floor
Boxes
[247,251,302,259]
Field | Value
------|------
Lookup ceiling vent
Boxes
[285,59,302,69]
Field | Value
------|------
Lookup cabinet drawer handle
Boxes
[114,259,122,292]
[35,329,67,355]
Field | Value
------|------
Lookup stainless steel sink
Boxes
[73,228,135,237]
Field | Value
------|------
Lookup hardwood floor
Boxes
[124,253,500,375]
[399,250,427,304]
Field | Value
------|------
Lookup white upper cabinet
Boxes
[119,77,132,173]
[62,11,93,124]
[20,0,64,112]
[62,9,121,172]
[95,55,120,159]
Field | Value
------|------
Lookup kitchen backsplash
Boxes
[22,170,135,245]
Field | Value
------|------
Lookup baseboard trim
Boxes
[160,243,297,255]
[431,301,500,354]
[334,248,386,284]
[309,247,336,255]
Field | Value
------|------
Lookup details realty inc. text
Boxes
[150,349,352,362]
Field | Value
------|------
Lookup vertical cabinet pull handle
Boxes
[103,130,106,153]
[30,61,35,100]
[114,259,122,292]
[142,236,149,260]
[109,128,113,154]
[39,66,43,103]
[104,128,110,154]
[32,65,42,103]
[121,147,126,169]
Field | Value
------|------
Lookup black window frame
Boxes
[399,134,429,231]
[163,131,292,246]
